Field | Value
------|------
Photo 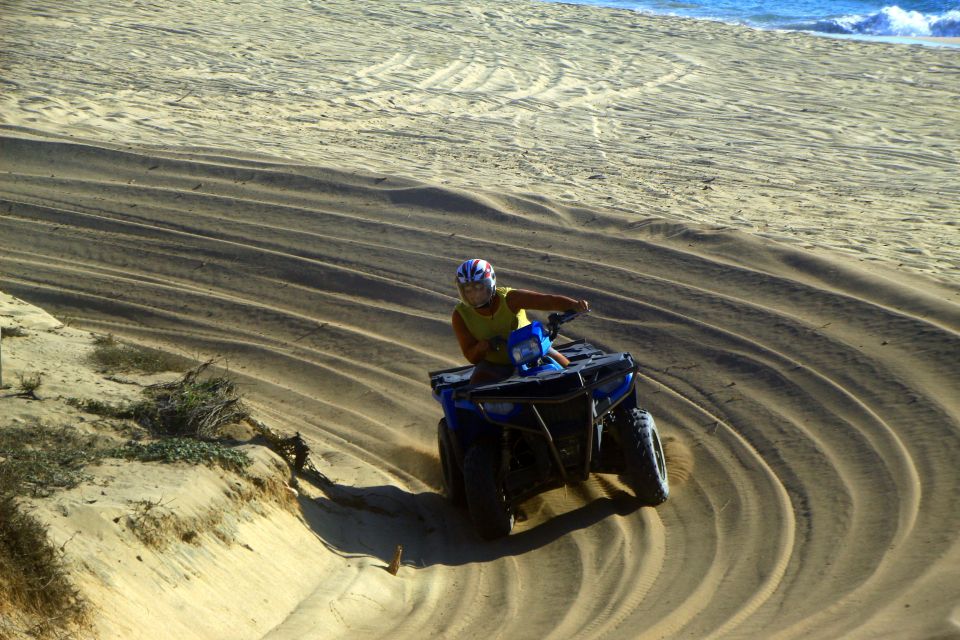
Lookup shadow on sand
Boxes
[295,479,643,570]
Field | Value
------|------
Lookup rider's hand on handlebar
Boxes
[576,299,590,313]
[487,336,506,352]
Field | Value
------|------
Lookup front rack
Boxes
[475,362,638,488]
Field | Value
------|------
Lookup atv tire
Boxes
[438,419,467,507]
[616,408,669,505]
[464,440,515,540]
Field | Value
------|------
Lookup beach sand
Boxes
[1,0,959,638]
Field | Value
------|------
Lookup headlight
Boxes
[511,337,542,365]
[593,374,632,398]
[484,402,516,416]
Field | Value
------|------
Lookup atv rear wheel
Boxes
[464,440,515,540]
[616,408,669,505]
[437,419,466,507]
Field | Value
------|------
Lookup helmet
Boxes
[456,259,496,308]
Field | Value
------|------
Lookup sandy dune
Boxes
[2,0,960,638]
[2,0,958,282]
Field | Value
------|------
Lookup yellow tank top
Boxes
[455,287,529,365]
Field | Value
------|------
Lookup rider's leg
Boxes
[547,348,570,367]
[469,360,514,384]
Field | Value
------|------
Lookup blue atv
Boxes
[430,311,669,540]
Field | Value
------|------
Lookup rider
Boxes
[452,258,590,384]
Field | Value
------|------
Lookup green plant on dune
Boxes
[114,438,251,472]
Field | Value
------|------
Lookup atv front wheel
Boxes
[464,440,515,540]
[616,408,669,505]
[437,419,466,507]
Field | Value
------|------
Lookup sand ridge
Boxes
[2,0,960,638]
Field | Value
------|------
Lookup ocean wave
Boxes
[797,6,960,36]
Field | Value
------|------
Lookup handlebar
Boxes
[547,310,587,338]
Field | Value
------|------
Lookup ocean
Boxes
[542,0,960,39]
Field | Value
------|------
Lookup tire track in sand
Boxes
[2,131,959,639]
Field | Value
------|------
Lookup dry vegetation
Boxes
[88,334,189,374]
[0,424,109,498]
[0,492,88,637]
[1,349,256,638]
[0,425,96,637]
[121,469,298,550]
[1,326,29,338]
[135,362,249,439]
[14,372,43,399]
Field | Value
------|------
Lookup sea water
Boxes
[542,0,960,39]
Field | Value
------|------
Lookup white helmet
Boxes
[456,259,496,308]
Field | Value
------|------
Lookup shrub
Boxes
[89,334,189,374]
[136,363,248,439]
[16,372,43,399]
[66,397,127,417]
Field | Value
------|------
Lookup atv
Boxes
[429,310,668,540]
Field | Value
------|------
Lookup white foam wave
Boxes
[826,6,960,36]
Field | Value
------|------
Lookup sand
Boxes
[1,0,959,638]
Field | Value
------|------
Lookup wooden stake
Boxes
[387,544,403,576]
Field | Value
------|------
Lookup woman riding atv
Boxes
[452,258,590,384]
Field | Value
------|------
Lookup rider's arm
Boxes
[506,289,590,314]
[452,310,492,364]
